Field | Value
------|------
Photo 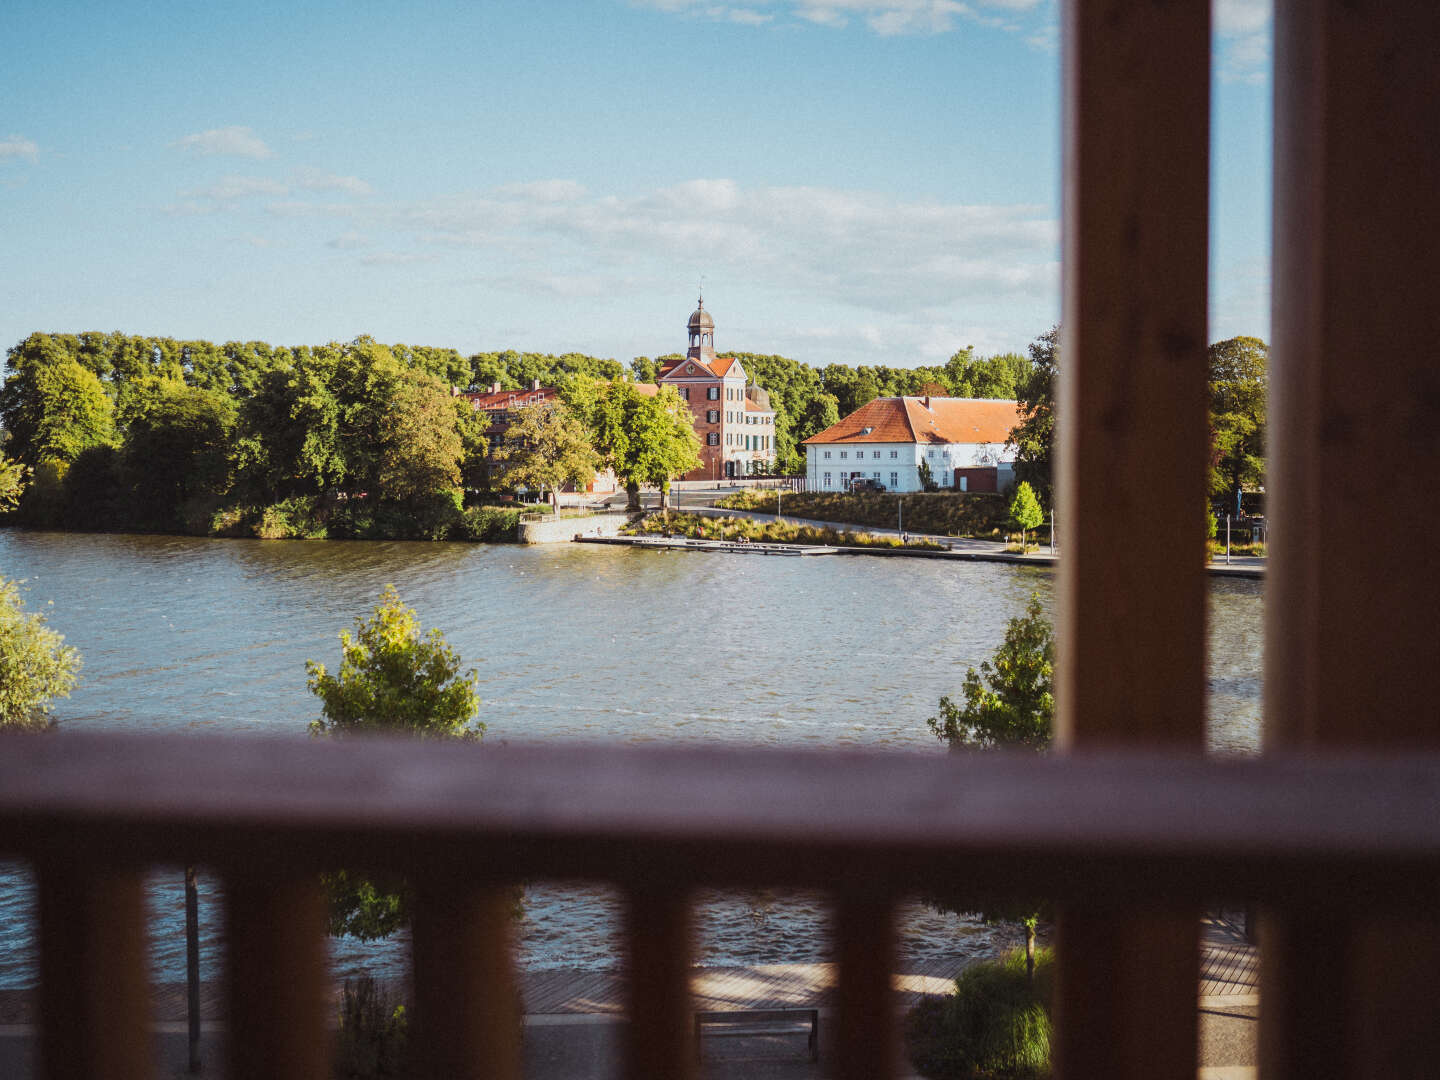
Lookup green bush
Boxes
[625,511,944,550]
[334,976,408,1079]
[905,948,1054,1079]
[255,495,329,539]
[456,504,523,541]
[715,490,1019,540]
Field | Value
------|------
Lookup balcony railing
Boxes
[6,1,1438,1078]
[3,734,1440,1079]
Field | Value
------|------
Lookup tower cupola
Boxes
[686,295,716,364]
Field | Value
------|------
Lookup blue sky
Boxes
[0,0,1271,371]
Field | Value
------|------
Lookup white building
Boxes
[802,396,1022,494]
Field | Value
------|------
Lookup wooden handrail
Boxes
[3,732,1440,903]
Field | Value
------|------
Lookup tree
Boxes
[591,383,701,511]
[1009,481,1044,552]
[927,595,1054,976]
[917,458,938,492]
[118,376,237,529]
[492,401,601,507]
[1007,327,1058,506]
[0,346,118,469]
[0,578,81,730]
[0,451,29,511]
[307,585,482,938]
[1208,336,1267,514]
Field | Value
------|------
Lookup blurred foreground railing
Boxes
[4,732,1440,1078]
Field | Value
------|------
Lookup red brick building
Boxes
[654,298,776,481]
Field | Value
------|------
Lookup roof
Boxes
[687,298,714,330]
[711,356,744,378]
[743,397,773,414]
[801,396,1021,446]
[462,386,559,411]
[632,382,660,396]
[658,356,717,379]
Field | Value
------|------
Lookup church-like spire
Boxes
[686,295,716,363]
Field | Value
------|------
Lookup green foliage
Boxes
[492,400,601,504]
[716,489,1014,539]
[307,585,482,740]
[905,948,1055,1079]
[627,511,945,550]
[0,578,81,730]
[918,458,938,492]
[0,451,29,512]
[308,586,482,939]
[334,976,409,1079]
[927,594,1053,753]
[1009,482,1043,552]
[1208,336,1267,511]
[591,383,701,507]
[1007,328,1057,507]
[118,376,238,531]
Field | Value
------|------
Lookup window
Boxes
[890,472,898,487]
[708,386,719,400]
[823,450,831,459]
[823,472,832,488]
[873,451,880,459]
[707,433,719,446]
[680,388,690,401]
[707,410,719,423]
[840,451,848,459]
[873,472,881,481]
[890,450,898,459]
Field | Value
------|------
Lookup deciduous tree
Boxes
[492,401,600,507]
[592,383,701,510]
[1208,336,1267,514]
[1007,327,1058,506]
[0,578,81,730]
[1009,481,1043,552]
[307,585,482,938]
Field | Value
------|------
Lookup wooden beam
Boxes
[1058,1,1211,1078]
[833,895,896,1080]
[1265,3,1440,1077]
[411,877,523,1080]
[224,873,330,1080]
[624,885,693,1080]
[36,865,151,1080]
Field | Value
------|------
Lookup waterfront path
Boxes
[623,503,1265,579]
[0,921,1258,1077]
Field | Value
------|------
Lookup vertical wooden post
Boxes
[624,885,694,1080]
[184,866,201,1075]
[1264,4,1440,1077]
[834,894,896,1080]
[224,873,330,1080]
[411,877,523,1080]
[37,864,152,1080]
[1057,2,1211,1078]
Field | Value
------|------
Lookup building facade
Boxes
[654,298,777,481]
[802,396,1021,494]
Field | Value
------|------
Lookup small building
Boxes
[459,380,616,494]
[802,396,1021,494]
[654,298,777,481]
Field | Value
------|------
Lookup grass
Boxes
[716,489,1038,542]
[625,511,946,550]
[905,948,1055,1080]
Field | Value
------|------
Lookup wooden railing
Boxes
[5,1,1438,1078]
[4,734,1440,1079]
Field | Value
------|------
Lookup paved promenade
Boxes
[0,918,1257,1077]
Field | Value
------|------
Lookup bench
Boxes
[693,1007,819,1061]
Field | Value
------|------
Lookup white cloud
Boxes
[327,231,370,250]
[1215,0,1271,84]
[294,167,374,195]
[0,136,39,161]
[171,126,275,159]
[182,175,291,201]
[638,0,1047,37]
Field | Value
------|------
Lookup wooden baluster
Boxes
[834,894,896,1080]
[1265,3,1440,1077]
[36,863,151,1080]
[1057,2,1211,1078]
[624,885,693,1080]
[224,873,330,1080]
[411,876,522,1080]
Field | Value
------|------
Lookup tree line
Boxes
[0,327,1266,538]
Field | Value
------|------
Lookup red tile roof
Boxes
[711,356,742,378]
[633,382,660,396]
[801,397,1021,446]
[658,356,716,379]
[462,386,559,411]
[743,397,772,413]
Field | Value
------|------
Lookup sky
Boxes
[0,0,1272,372]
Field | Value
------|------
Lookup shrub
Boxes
[905,948,1054,1080]
[456,505,523,541]
[255,495,329,539]
[334,976,408,1079]
[0,577,81,730]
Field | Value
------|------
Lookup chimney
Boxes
[491,382,501,394]
[923,395,931,409]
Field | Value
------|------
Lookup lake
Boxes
[0,530,1263,986]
